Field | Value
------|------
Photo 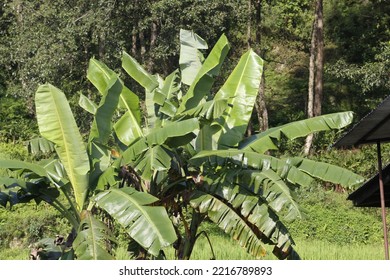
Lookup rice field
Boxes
[0,236,384,260]
[162,235,385,260]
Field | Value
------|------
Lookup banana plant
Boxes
[0,29,364,260]
[106,30,363,260]
[0,71,176,259]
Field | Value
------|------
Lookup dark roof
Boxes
[334,95,390,147]
[348,164,390,207]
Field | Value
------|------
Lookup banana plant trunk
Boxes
[179,211,202,260]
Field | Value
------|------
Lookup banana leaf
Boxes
[122,51,159,92]
[145,88,158,130]
[94,187,177,256]
[87,58,143,145]
[135,146,172,180]
[96,166,121,192]
[26,137,55,155]
[73,210,115,260]
[0,159,48,177]
[0,176,60,207]
[158,69,181,118]
[113,85,144,145]
[289,157,365,189]
[177,98,228,121]
[89,77,122,144]
[235,169,304,221]
[239,112,354,153]
[35,84,90,210]
[214,49,264,148]
[0,177,38,207]
[177,33,230,113]
[190,187,295,259]
[190,150,313,187]
[39,158,68,186]
[78,93,97,115]
[179,29,208,85]
[146,118,199,146]
[191,149,364,190]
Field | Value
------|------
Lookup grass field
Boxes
[2,232,384,260]
[113,231,385,260]
[163,234,385,260]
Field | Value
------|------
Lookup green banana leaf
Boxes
[191,149,363,189]
[88,142,111,190]
[177,98,228,121]
[135,146,172,180]
[121,117,200,166]
[146,118,199,145]
[158,69,181,118]
[73,210,115,260]
[87,77,122,189]
[0,177,37,207]
[194,124,220,151]
[0,159,48,177]
[39,158,68,186]
[93,187,177,256]
[96,166,121,192]
[288,157,365,189]
[214,49,264,148]
[122,119,198,167]
[239,112,354,153]
[235,169,304,221]
[145,88,158,130]
[177,33,230,114]
[26,137,55,155]
[0,176,60,207]
[113,84,144,145]
[78,93,97,115]
[89,77,122,144]
[190,150,313,187]
[87,58,143,145]
[122,51,159,92]
[190,188,295,259]
[179,29,208,85]
[121,52,160,131]
[35,84,90,210]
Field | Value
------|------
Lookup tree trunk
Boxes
[139,29,146,59]
[314,0,324,117]
[249,0,269,133]
[147,21,158,72]
[303,5,318,155]
[255,70,269,131]
[179,211,202,260]
[304,0,323,155]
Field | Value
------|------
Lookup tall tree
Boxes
[248,0,269,133]
[304,0,324,155]
[313,0,324,117]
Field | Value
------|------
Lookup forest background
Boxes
[0,0,389,260]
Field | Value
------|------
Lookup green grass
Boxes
[0,248,30,260]
[162,235,385,260]
[293,239,384,260]
[114,223,385,261]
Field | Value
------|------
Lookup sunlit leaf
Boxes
[35,84,90,210]
[94,188,177,256]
